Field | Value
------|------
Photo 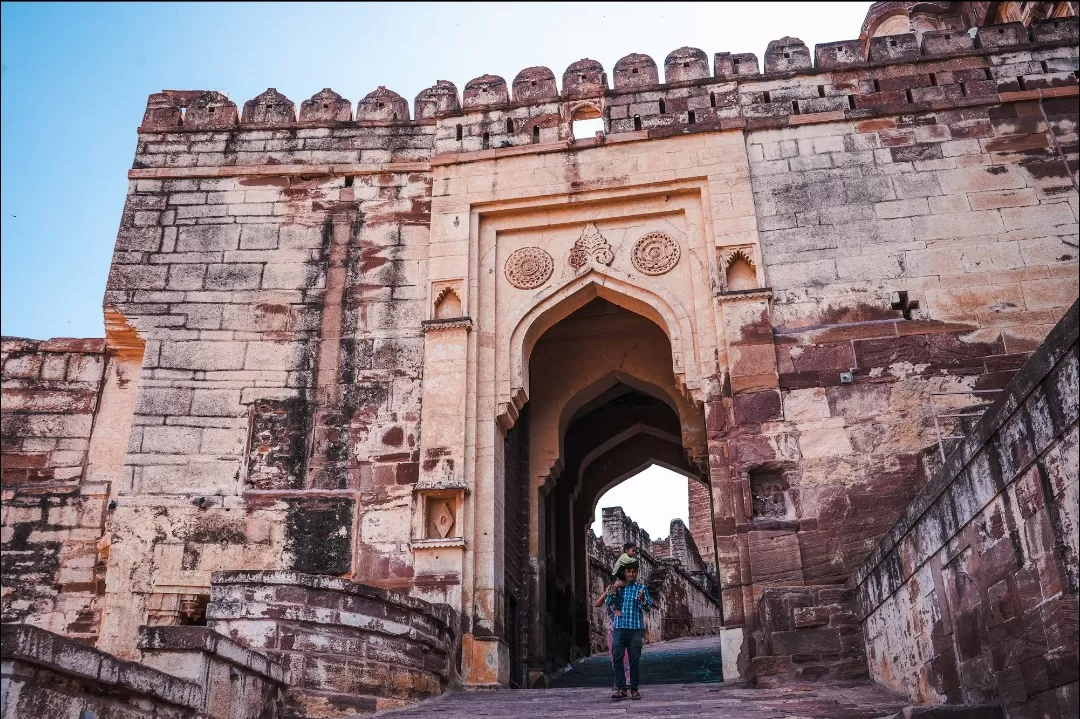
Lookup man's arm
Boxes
[640,586,655,610]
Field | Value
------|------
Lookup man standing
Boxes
[605,563,653,700]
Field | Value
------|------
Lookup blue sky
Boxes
[2,2,871,538]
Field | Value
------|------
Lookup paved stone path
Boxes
[372,636,911,718]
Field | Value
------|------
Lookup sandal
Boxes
[630,690,641,700]
[611,689,627,699]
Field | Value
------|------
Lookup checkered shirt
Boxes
[606,581,653,630]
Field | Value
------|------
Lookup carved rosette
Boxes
[632,232,681,275]
[569,223,614,270]
[504,247,554,289]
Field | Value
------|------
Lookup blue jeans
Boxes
[610,628,644,690]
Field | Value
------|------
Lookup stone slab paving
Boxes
[371,637,910,718]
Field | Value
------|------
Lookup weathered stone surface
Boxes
[2,7,1078,716]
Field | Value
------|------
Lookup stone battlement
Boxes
[138,17,1077,142]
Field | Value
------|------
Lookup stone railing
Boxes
[854,299,1079,714]
[1,623,290,719]
[206,570,457,718]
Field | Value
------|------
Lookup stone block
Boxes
[869,34,920,62]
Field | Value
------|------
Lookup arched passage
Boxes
[506,295,713,681]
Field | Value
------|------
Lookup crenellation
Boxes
[664,46,711,84]
[242,88,297,126]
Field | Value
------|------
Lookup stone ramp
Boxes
[369,636,910,718]
[549,634,725,687]
[369,681,911,718]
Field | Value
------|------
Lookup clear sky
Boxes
[591,465,691,541]
[1,1,872,340]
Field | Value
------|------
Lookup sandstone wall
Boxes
[1,10,1078,688]
[1,338,111,641]
[855,300,1078,715]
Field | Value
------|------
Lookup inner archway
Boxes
[506,296,715,683]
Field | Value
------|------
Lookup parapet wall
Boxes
[854,300,1079,714]
[131,17,1078,167]
[206,571,456,718]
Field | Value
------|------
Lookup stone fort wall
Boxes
[2,4,1078,694]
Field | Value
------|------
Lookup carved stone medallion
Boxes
[504,247,554,289]
[631,232,681,275]
[569,223,614,270]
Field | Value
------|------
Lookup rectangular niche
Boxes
[748,466,794,521]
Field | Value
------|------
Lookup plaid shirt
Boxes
[606,581,653,630]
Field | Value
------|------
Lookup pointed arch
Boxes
[500,267,702,427]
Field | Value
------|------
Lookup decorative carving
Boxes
[504,247,554,289]
[719,246,759,292]
[429,500,455,538]
[569,223,614,270]
[631,232,681,275]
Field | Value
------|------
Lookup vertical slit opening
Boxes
[710,92,716,107]
[960,82,968,97]
[482,132,490,150]
[659,98,666,114]
[455,124,463,141]
[905,88,913,103]
[817,85,825,98]
[506,118,514,134]
[634,115,642,131]
[688,110,696,124]
[872,78,880,92]
[532,125,540,144]
[930,72,938,87]
[791,101,800,115]
[848,95,856,110]
[762,90,771,103]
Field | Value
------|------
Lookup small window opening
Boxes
[688,110,696,123]
[960,82,968,97]
[791,101,800,115]
[762,90,771,103]
[531,80,537,86]
[817,85,825,98]
[683,61,690,68]
[323,102,330,108]
[506,118,514,134]
[943,34,951,40]
[392,112,398,121]
[889,39,897,47]
[905,88,913,103]
[632,67,639,74]
[343,176,354,188]
[209,107,215,113]
[659,98,666,113]
[580,74,586,80]
[733,58,741,66]
[930,73,938,87]
[1040,61,1048,73]
[848,95,857,110]
[482,132,490,149]
[710,92,716,107]
[532,125,540,144]
[634,115,642,131]
[456,124,463,141]
[378,102,384,109]
[984,68,992,80]
[570,105,604,140]
[783,52,790,59]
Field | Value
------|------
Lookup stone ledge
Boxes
[0,624,203,711]
[137,625,291,685]
[209,570,455,630]
[128,161,430,180]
